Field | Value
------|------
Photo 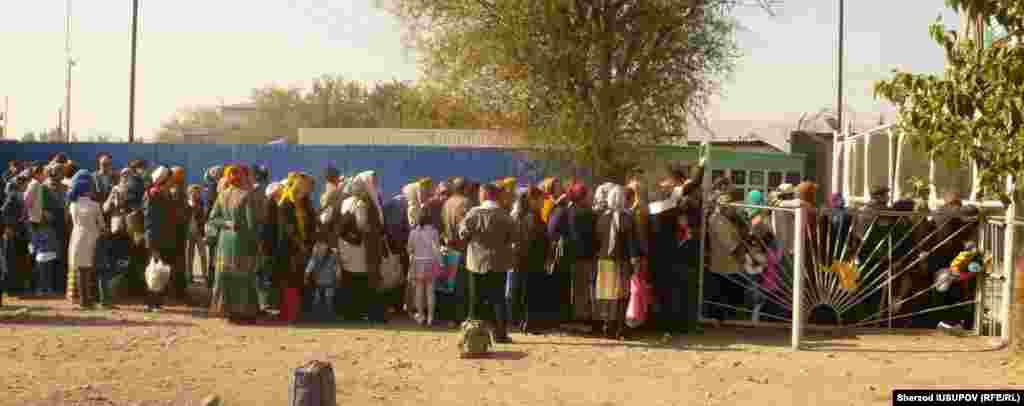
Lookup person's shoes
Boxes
[938,321,966,336]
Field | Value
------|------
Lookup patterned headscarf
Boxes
[345,171,384,224]
[151,166,170,185]
[265,181,283,199]
[539,177,559,197]
[511,188,530,219]
[205,166,224,185]
[497,177,517,194]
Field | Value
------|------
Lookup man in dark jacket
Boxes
[459,183,517,343]
[442,177,472,322]
[92,153,118,218]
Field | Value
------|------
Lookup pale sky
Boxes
[0,0,962,142]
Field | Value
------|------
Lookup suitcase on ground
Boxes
[288,360,337,406]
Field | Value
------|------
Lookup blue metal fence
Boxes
[0,143,572,206]
[2,142,805,208]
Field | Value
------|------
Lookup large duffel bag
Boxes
[288,360,337,406]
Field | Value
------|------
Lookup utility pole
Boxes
[64,0,74,143]
[836,0,844,136]
[129,0,140,143]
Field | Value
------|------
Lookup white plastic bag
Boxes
[145,258,172,293]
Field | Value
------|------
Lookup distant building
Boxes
[220,102,258,130]
[687,139,783,154]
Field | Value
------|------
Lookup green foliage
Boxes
[907,175,930,200]
[21,132,37,143]
[157,75,496,144]
[383,0,740,180]
[874,0,1024,202]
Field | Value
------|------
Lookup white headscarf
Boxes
[265,181,283,199]
[151,166,170,185]
[344,171,384,224]
[606,184,627,231]
[593,182,616,211]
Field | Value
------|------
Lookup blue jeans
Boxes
[311,286,336,320]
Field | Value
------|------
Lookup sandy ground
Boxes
[0,296,1016,406]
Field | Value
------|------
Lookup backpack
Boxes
[457,319,493,358]
[288,360,336,406]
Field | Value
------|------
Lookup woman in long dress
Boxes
[276,172,316,320]
[546,183,594,327]
[68,174,104,310]
[513,187,550,333]
[207,166,262,321]
[338,171,387,323]
[594,185,640,339]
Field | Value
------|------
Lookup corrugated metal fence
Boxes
[0,143,579,204]
[2,143,806,208]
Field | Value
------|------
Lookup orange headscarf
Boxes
[171,166,186,187]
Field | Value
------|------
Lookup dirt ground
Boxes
[0,296,1016,406]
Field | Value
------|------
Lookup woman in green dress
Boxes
[207,165,262,322]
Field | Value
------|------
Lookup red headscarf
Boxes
[567,182,588,204]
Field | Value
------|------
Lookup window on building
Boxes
[749,171,765,190]
[785,172,802,185]
[731,170,746,187]
[730,188,746,202]
[712,170,726,182]
[768,172,783,188]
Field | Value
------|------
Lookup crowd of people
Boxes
[0,151,984,340]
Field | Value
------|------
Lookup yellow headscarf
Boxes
[417,177,433,191]
[496,177,517,210]
[219,165,239,193]
[279,172,311,240]
[539,177,559,223]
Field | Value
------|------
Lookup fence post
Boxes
[831,130,841,197]
[1001,175,1016,344]
[792,208,805,350]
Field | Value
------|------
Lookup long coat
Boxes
[68,197,104,269]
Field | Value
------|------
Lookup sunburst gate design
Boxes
[704,202,989,330]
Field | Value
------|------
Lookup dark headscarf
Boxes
[253,165,270,185]
[68,176,93,202]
